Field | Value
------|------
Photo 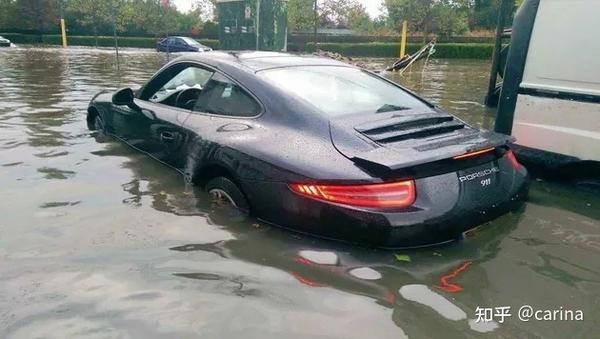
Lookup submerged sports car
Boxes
[87,51,529,248]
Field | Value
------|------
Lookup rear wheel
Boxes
[205,176,250,215]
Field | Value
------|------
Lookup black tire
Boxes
[91,114,108,142]
[93,114,104,131]
[205,176,250,214]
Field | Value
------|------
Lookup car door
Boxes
[173,38,187,52]
[159,37,170,52]
[180,38,194,52]
[107,92,179,159]
[134,63,215,170]
[182,72,263,174]
[162,37,176,52]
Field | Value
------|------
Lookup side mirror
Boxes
[112,88,135,107]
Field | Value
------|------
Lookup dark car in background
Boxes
[0,36,11,47]
[87,51,529,248]
[156,36,212,53]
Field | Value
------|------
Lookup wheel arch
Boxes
[192,162,239,189]
[192,162,254,211]
[87,106,100,130]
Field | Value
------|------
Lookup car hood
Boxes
[329,109,513,171]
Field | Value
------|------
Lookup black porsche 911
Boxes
[87,51,529,248]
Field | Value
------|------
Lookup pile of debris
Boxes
[313,39,436,74]
[312,49,378,72]
[386,40,436,72]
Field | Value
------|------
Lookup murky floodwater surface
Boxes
[1,47,599,338]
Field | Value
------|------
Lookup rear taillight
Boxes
[505,149,521,169]
[288,180,416,209]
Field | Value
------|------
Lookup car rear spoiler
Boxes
[349,131,514,171]
[329,110,514,171]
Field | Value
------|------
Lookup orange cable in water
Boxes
[435,261,473,293]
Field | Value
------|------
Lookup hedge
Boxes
[1,32,494,59]
[0,33,220,49]
[290,34,494,45]
[306,42,494,59]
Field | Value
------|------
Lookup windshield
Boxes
[258,66,429,116]
[150,67,213,103]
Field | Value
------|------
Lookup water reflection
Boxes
[159,181,525,337]
[0,46,599,338]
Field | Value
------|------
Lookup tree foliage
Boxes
[319,0,363,27]
[287,0,476,37]
[0,0,59,33]
[0,0,518,38]
[287,0,316,31]
[0,0,216,37]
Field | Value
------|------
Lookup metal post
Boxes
[485,0,513,107]
[58,0,67,47]
[313,0,318,48]
[162,0,170,61]
[399,20,407,58]
[255,0,260,50]
[112,2,120,73]
[60,19,67,48]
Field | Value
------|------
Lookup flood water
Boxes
[1,47,599,338]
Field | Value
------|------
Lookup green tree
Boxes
[471,0,501,29]
[0,0,18,30]
[191,0,216,21]
[383,0,433,33]
[287,0,316,31]
[319,0,364,28]
[15,0,59,33]
[348,5,374,34]
[431,1,469,37]
[383,0,469,36]
[65,0,112,44]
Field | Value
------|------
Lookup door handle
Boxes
[160,131,176,142]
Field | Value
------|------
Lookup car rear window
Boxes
[258,66,429,117]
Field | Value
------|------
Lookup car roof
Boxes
[176,51,353,73]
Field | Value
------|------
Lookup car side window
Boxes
[193,73,261,117]
[148,66,214,107]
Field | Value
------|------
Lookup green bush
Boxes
[0,33,220,49]
[1,32,493,58]
[288,34,495,45]
[305,42,493,59]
